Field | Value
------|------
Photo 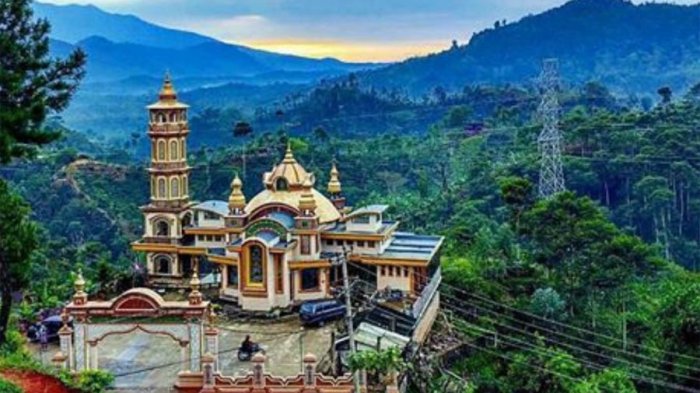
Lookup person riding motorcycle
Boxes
[241,335,255,354]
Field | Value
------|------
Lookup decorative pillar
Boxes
[303,353,317,387]
[57,310,73,370]
[252,353,266,389]
[74,322,86,371]
[188,321,202,372]
[200,353,216,393]
[205,326,219,371]
[179,341,190,373]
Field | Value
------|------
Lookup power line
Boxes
[345,265,700,392]
[347,261,700,372]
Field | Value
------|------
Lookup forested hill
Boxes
[361,0,700,95]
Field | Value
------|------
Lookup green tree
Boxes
[0,180,38,344]
[0,0,86,163]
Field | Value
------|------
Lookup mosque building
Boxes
[132,76,443,313]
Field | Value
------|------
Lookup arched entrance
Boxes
[54,272,218,381]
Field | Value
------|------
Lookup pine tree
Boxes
[0,0,86,163]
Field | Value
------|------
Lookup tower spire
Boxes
[228,173,246,213]
[537,58,565,199]
[327,158,346,210]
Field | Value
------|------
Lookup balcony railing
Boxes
[149,123,188,133]
[411,267,441,319]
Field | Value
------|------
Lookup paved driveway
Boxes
[96,317,335,391]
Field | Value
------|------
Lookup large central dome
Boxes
[245,144,341,223]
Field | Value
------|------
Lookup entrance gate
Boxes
[53,272,218,377]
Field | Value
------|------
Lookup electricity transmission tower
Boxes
[537,58,565,199]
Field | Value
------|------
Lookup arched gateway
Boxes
[52,272,218,376]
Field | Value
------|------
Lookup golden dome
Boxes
[263,143,312,189]
[246,188,340,223]
[327,161,342,195]
[228,174,246,212]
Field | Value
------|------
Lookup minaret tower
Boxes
[138,73,194,281]
[147,73,191,208]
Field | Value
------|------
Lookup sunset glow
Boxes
[240,39,449,63]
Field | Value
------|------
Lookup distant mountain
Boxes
[36,2,377,83]
[34,2,213,49]
[360,0,700,95]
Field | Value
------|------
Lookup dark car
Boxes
[27,315,71,343]
[300,299,346,327]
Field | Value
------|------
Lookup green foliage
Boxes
[0,0,85,163]
[0,180,39,344]
[69,370,114,393]
[0,378,22,393]
[348,347,405,375]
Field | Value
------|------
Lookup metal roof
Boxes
[192,200,228,217]
[379,232,444,260]
[345,204,389,219]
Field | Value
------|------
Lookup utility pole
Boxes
[339,246,360,392]
[537,58,565,199]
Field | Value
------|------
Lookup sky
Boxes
[41,0,698,62]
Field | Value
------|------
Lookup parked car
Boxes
[300,299,346,327]
[27,315,71,343]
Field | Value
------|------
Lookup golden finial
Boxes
[327,160,342,195]
[73,269,88,305]
[74,269,86,293]
[283,141,296,163]
[159,71,177,101]
[188,271,203,305]
[190,272,201,290]
[228,173,246,212]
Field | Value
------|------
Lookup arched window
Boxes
[157,140,166,161]
[171,177,179,198]
[155,220,169,236]
[169,112,176,122]
[158,178,166,198]
[156,255,171,274]
[181,176,188,196]
[170,140,178,160]
[180,138,185,158]
[158,113,165,123]
[275,177,288,191]
[151,178,156,198]
[248,245,264,284]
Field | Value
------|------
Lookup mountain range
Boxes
[35,0,700,140]
[359,0,700,95]
[35,2,375,84]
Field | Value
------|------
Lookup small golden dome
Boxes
[299,176,317,212]
[264,143,312,189]
[228,174,246,211]
[159,72,177,101]
[327,161,342,195]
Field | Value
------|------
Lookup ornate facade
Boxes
[133,76,443,312]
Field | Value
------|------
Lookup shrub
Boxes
[0,378,22,393]
[73,370,114,393]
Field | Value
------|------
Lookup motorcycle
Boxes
[237,343,263,361]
